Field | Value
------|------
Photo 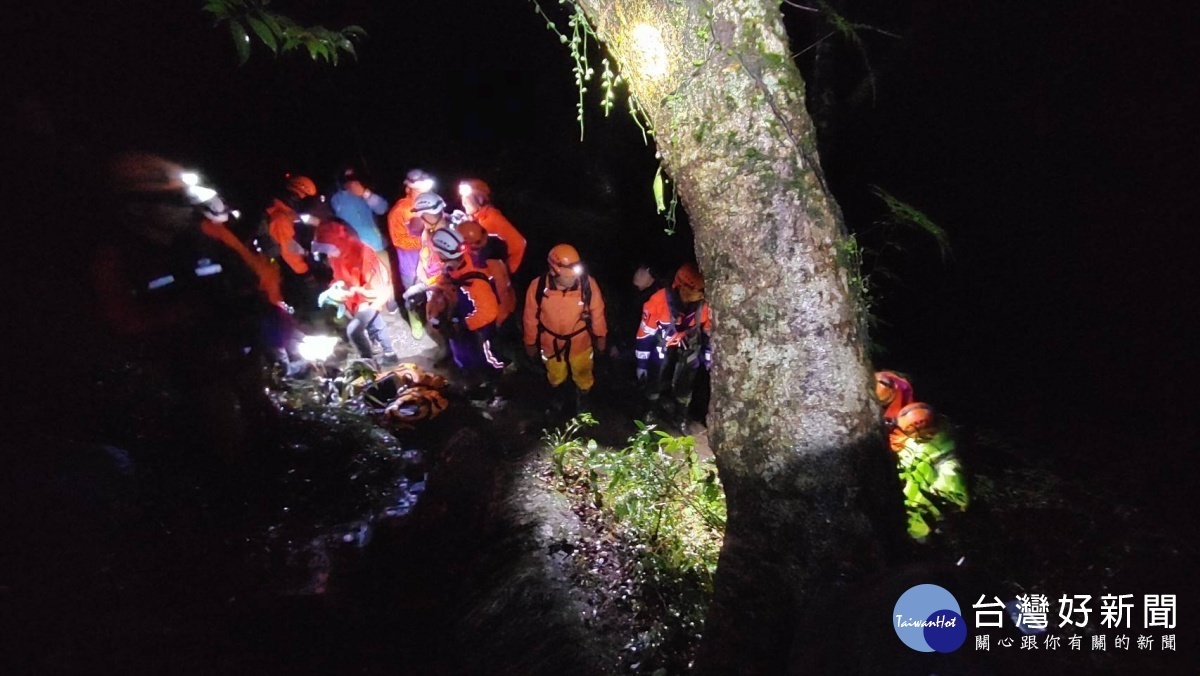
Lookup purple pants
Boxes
[449,325,505,374]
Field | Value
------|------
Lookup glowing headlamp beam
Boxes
[631,24,669,79]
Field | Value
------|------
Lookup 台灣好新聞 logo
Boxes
[894,584,967,653]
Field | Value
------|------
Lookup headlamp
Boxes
[414,179,434,193]
[180,171,200,187]
[572,264,584,275]
[186,184,217,203]
[458,182,473,198]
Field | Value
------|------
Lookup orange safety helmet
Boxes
[895,402,938,441]
[456,220,488,249]
[547,244,582,275]
[874,371,913,406]
[286,174,318,199]
[674,263,704,291]
[458,178,491,202]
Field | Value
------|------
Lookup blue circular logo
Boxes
[893,584,966,653]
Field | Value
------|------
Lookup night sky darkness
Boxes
[12,2,1199,520]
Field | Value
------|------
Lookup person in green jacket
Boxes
[892,402,969,541]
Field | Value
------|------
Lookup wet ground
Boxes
[3,309,1198,674]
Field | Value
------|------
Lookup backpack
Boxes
[429,270,495,332]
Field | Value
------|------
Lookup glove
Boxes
[317,282,348,308]
[636,367,648,382]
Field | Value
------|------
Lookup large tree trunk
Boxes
[574,0,902,671]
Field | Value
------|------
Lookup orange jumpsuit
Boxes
[386,195,421,252]
[265,199,309,275]
[473,205,526,274]
[523,274,607,391]
[201,219,283,306]
[416,221,449,286]
[468,239,516,324]
[428,259,504,373]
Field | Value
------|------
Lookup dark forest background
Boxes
[8,0,1199,533]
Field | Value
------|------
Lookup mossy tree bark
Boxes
[573,0,902,671]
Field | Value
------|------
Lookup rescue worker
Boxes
[259,173,328,314]
[610,263,666,359]
[265,174,316,276]
[523,244,607,411]
[635,263,712,426]
[891,402,969,541]
[386,169,436,336]
[413,193,453,284]
[874,370,916,452]
[312,219,397,365]
[393,191,459,361]
[457,219,516,325]
[93,152,275,456]
[201,207,308,378]
[422,227,505,385]
[458,179,526,275]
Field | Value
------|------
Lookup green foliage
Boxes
[871,186,951,261]
[837,232,874,327]
[528,0,620,141]
[835,188,949,347]
[202,0,365,65]
[652,165,680,235]
[543,416,726,591]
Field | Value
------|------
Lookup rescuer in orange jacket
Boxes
[386,169,436,337]
[421,227,505,379]
[313,219,397,364]
[201,211,314,377]
[400,191,455,343]
[266,174,317,276]
[387,169,435,288]
[635,263,712,426]
[459,179,526,275]
[94,152,277,455]
[524,244,607,407]
[457,219,516,324]
[874,370,916,452]
[412,192,451,286]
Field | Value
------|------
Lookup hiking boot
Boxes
[380,351,399,366]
